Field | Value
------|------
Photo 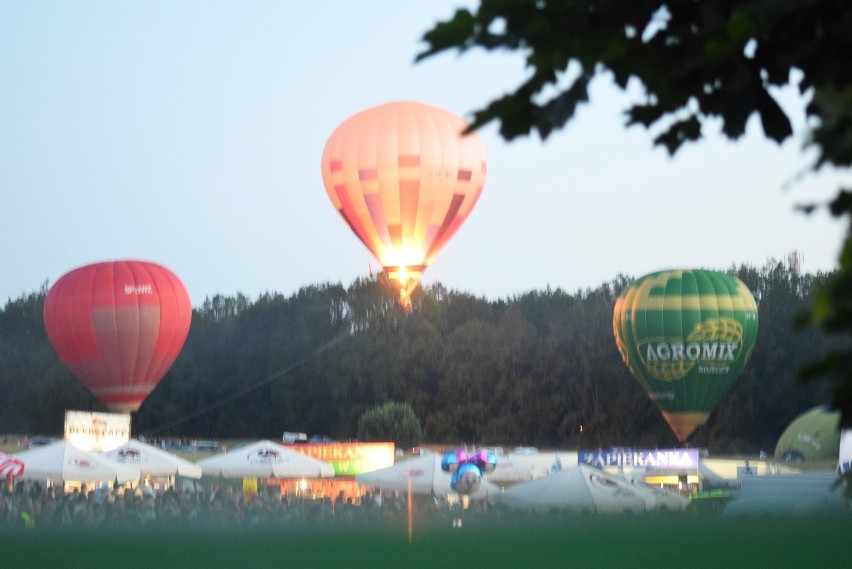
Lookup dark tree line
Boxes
[0,261,844,454]
[416,0,852,427]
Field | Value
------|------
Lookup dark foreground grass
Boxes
[2,514,850,569]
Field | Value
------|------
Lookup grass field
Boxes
[1,514,851,569]
[4,436,850,568]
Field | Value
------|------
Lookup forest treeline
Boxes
[0,261,844,455]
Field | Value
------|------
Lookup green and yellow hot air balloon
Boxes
[613,269,759,442]
[774,405,840,463]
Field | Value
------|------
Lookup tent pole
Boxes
[407,471,413,544]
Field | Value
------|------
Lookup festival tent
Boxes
[485,450,576,485]
[618,472,693,511]
[355,452,500,500]
[626,461,738,490]
[723,471,848,518]
[13,440,140,483]
[696,461,740,488]
[498,464,681,514]
[196,440,334,478]
[103,439,202,479]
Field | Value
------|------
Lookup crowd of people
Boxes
[1,479,488,531]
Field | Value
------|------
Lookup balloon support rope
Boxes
[144,330,352,436]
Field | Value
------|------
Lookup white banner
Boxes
[64,410,131,452]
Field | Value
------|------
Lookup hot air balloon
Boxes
[441,448,497,495]
[43,260,192,413]
[612,269,758,442]
[321,101,487,310]
[774,405,840,463]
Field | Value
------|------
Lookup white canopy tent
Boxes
[355,452,500,500]
[103,439,202,479]
[624,462,737,490]
[13,440,140,483]
[196,440,334,478]
[499,464,687,514]
[723,471,847,518]
[619,472,693,511]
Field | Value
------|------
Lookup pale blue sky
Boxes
[2,1,847,306]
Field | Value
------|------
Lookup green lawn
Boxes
[1,515,850,569]
[4,435,850,569]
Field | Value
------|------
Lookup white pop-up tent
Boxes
[14,441,140,483]
[723,471,847,518]
[619,473,693,511]
[355,452,500,500]
[103,439,202,479]
[499,464,688,514]
[196,440,334,478]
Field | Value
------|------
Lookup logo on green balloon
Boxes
[637,316,745,381]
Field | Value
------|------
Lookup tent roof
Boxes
[103,439,202,479]
[14,441,140,483]
[197,440,334,478]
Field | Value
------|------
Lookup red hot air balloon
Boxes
[321,101,487,310]
[43,260,192,413]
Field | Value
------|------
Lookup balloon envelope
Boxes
[321,101,487,308]
[613,269,758,441]
[44,260,192,412]
[774,405,840,463]
[450,462,483,495]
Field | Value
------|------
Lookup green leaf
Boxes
[536,76,589,139]
[653,115,702,155]
[415,9,477,61]
[626,103,666,128]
